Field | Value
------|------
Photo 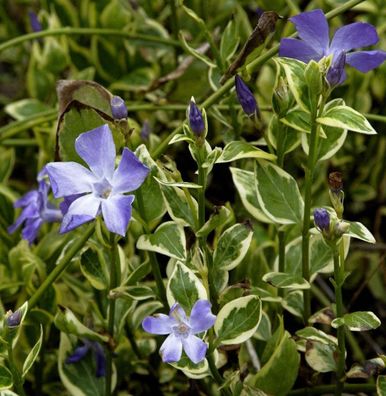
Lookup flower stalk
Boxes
[7,344,27,396]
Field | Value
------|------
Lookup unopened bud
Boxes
[28,11,42,33]
[314,208,330,233]
[188,99,205,136]
[326,51,346,87]
[235,75,258,116]
[110,96,128,120]
[6,310,22,328]
[272,76,292,117]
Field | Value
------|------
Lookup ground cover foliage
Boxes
[0,0,385,395]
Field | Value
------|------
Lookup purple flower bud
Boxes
[235,75,257,115]
[110,96,128,120]
[140,120,151,141]
[326,51,346,87]
[313,208,330,231]
[188,100,205,136]
[28,11,42,33]
[6,310,22,327]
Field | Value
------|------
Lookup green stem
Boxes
[364,113,386,123]
[135,188,168,310]
[288,383,375,395]
[7,345,27,396]
[333,247,346,396]
[28,224,94,309]
[207,351,231,396]
[0,27,181,54]
[278,229,286,298]
[105,234,119,396]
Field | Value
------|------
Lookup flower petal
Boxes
[60,194,101,233]
[8,204,39,234]
[346,50,386,73]
[290,9,329,55]
[22,218,43,244]
[279,38,322,63]
[182,335,207,364]
[75,124,116,180]
[160,334,182,363]
[101,194,134,236]
[92,342,106,378]
[46,162,95,198]
[169,303,188,323]
[14,190,39,208]
[112,148,149,194]
[190,300,216,334]
[330,22,379,54]
[66,344,90,364]
[142,314,173,335]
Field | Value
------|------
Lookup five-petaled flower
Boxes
[142,300,216,364]
[8,169,62,244]
[46,124,149,236]
[279,9,386,84]
[66,340,106,378]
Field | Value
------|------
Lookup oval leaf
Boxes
[22,325,43,377]
[262,272,310,290]
[331,311,381,331]
[215,295,261,345]
[0,366,13,390]
[217,141,276,163]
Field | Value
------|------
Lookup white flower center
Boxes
[172,322,191,339]
[93,178,113,199]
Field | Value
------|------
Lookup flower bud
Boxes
[326,51,346,87]
[272,76,292,117]
[28,11,42,33]
[188,99,205,136]
[235,75,258,116]
[110,96,128,120]
[314,208,330,232]
[6,310,22,328]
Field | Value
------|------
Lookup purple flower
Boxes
[66,340,106,377]
[188,99,205,136]
[46,124,149,236]
[313,208,330,232]
[28,11,42,33]
[279,9,386,82]
[110,96,128,120]
[326,51,346,87]
[6,310,22,328]
[235,75,258,115]
[142,300,216,364]
[8,170,62,244]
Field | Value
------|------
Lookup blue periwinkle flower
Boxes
[66,340,106,377]
[6,310,22,328]
[313,208,330,232]
[235,75,257,115]
[142,300,216,364]
[110,95,128,120]
[279,9,386,84]
[46,124,149,236]
[188,100,205,136]
[326,51,346,87]
[8,171,62,244]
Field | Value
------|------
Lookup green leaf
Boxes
[0,148,15,183]
[296,327,337,346]
[196,206,231,238]
[154,178,202,189]
[213,223,253,271]
[317,105,376,134]
[80,248,109,290]
[166,262,207,313]
[250,331,300,396]
[282,290,303,318]
[112,285,155,301]
[215,295,261,345]
[220,19,239,62]
[170,355,209,378]
[254,160,304,224]
[0,366,12,390]
[217,141,276,163]
[58,333,114,396]
[54,307,108,343]
[262,272,310,290]
[346,221,376,244]
[254,311,272,341]
[132,301,163,330]
[377,375,386,396]
[277,57,309,112]
[280,108,311,133]
[179,33,216,68]
[0,390,19,396]
[230,167,272,223]
[268,115,301,155]
[126,261,151,285]
[134,145,167,228]
[332,311,381,331]
[22,325,43,377]
[159,184,198,229]
[5,99,51,120]
[137,222,186,260]
[305,340,336,373]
